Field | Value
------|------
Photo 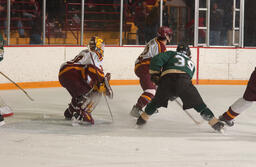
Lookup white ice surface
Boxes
[0,85,256,167]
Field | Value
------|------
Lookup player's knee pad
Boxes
[231,97,253,114]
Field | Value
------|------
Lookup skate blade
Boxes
[71,121,80,127]
[0,121,5,127]
[71,118,81,127]
[217,129,225,134]
[134,124,143,129]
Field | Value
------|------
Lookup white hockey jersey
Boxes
[59,49,104,84]
[135,38,166,70]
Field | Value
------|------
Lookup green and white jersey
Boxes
[150,50,195,79]
[0,34,4,61]
[0,33,3,50]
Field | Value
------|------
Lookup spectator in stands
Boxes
[145,0,169,43]
[22,0,41,27]
[0,4,5,29]
[210,2,224,45]
[29,14,46,44]
[10,0,25,38]
[0,3,7,37]
[134,1,149,45]
[46,0,65,27]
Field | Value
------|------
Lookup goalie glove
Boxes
[93,73,113,99]
[104,73,113,99]
[150,73,161,85]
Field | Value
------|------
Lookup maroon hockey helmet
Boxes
[157,26,173,42]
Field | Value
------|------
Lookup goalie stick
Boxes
[89,53,114,122]
[174,99,201,125]
[0,71,34,101]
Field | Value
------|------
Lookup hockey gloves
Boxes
[150,73,161,85]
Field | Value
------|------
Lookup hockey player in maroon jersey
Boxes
[219,67,256,126]
[58,36,112,125]
[130,26,173,118]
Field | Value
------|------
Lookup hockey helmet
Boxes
[157,26,173,42]
[176,44,191,58]
[89,36,105,56]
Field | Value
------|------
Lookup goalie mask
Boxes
[157,26,173,42]
[176,44,191,58]
[89,36,105,57]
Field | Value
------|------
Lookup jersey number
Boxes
[174,55,194,71]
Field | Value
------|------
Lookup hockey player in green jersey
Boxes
[0,33,5,126]
[0,33,3,61]
[136,44,225,133]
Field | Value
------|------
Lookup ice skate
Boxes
[135,112,149,128]
[64,108,73,120]
[72,110,94,125]
[136,116,146,126]
[208,117,225,133]
[219,115,234,127]
[0,114,5,127]
[0,106,13,117]
[130,105,143,118]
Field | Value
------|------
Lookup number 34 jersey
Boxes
[150,51,195,79]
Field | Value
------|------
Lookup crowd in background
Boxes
[0,0,256,46]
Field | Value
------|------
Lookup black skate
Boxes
[64,108,73,120]
[208,117,225,133]
[219,115,234,127]
[136,116,146,126]
[211,121,225,133]
[0,114,5,127]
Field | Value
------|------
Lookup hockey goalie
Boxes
[58,36,113,125]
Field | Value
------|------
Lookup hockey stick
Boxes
[174,99,201,125]
[89,53,114,122]
[103,93,114,122]
[0,71,34,101]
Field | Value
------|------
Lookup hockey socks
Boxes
[144,101,161,116]
[194,103,214,121]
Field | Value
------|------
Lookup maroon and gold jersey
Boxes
[243,67,256,101]
[59,49,105,85]
[135,38,166,71]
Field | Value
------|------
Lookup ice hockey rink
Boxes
[0,85,256,167]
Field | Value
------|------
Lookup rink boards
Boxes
[0,46,255,89]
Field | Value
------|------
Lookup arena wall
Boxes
[0,46,255,89]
